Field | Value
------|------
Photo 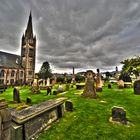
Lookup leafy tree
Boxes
[75,74,85,83]
[121,56,140,78]
[105,71,112,80]
[119,73,132,82]
[57,76,65,83]
[39,61,52,79]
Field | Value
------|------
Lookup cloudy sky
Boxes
[0,0,140,73]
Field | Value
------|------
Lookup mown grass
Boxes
[1,83,140,140]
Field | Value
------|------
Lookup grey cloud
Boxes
[1,0,140,72]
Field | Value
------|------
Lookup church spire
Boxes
[25,11,33,39]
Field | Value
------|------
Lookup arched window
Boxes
[11,70,15,77]
[0,70,5,78]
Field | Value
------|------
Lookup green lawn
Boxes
[1,83,140,140]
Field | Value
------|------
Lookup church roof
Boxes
[0,51,22,69]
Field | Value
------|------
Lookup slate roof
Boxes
[0,51,22,69]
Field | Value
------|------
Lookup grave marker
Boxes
[13,88,20,103]
[112,106,127,124]
[134,80,140,95]
[65,101,73,111]
[82,70,97,98]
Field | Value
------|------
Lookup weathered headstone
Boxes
[65,101,73,111]
[47,86,52,95]
[134,80,140,95]
[53,90,57,95]
[47,78,50,86]
[108,84,112,89]
[118,80,124,89]
[58,84,64,93]
[81,70,97,98]
[26,97,32,104]
[112,106,127,124]
[96,69,102,92]
[0,99,12,140]
[32,78,40,94]
[13,88,20,103]
[66,84,69,91]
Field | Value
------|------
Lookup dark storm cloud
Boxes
[0,0,140,72]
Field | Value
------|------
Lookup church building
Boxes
[0,12,36,85]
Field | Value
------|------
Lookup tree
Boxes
[105,71,112,80]
[39,61,52,79]
[121,56,140,78]
[119,73,132,82]
[75,74,85,83]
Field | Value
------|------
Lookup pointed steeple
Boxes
[25,11,33,39]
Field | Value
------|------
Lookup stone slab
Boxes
[11,97,67,124]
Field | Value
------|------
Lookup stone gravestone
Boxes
[0,99,12,140]
[58,84,64,93]
[108,83,112,89]
[134,80,140,95]
[66,84,69,91]
[26,97,32,104]
[96,69,103,92]
[13,88,20,103]
[81,70,97,98]
[118,80,124,89]
[65,101,73,111]
[112,106,127,124]
[47,78,50,86]
[32,78,40,94]
[53,90,57,95]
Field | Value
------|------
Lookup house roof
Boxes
[0,51,22,69]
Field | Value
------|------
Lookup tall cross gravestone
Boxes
[81,70,97,98]
[71,67,76,84]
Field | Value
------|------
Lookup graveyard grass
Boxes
[1,84,140,140]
